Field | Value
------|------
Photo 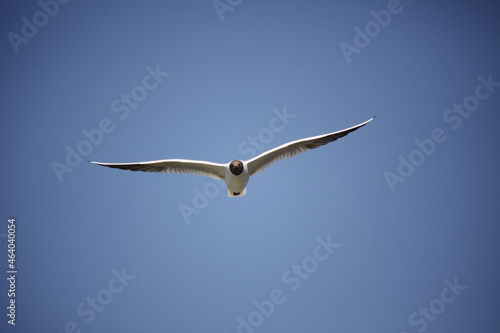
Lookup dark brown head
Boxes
[229,160,244,176]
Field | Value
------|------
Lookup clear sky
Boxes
[1,1,500,332]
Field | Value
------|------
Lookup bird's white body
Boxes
[90,117,374,197]
[225,162,249,197]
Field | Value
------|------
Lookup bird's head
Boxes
[229,160,244,176]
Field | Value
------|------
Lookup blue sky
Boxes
[1,0,500,332]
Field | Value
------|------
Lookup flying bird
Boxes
[90,117,374,197]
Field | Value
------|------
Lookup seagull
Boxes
[90,117,374,197]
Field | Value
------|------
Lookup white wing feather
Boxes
[247,117,374,177]
[90,159,226,180]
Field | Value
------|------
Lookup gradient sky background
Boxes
[1,1,500,332]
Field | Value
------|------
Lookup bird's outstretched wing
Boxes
[247,117,375,177]
[90,159,226,180]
